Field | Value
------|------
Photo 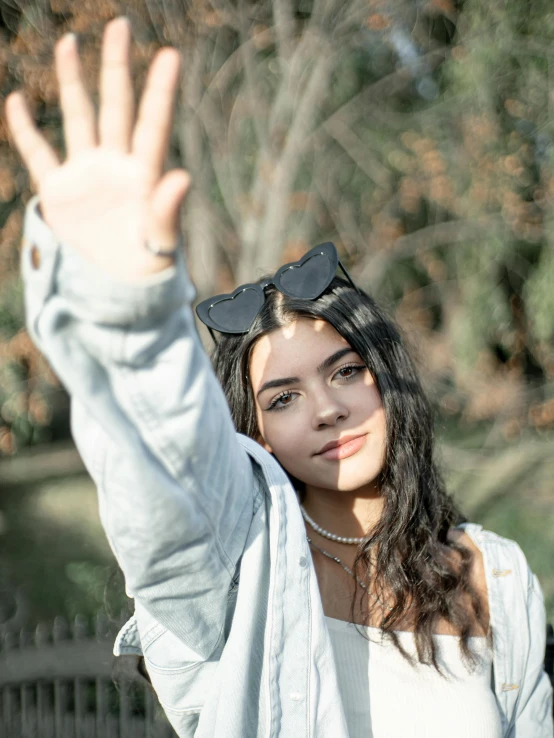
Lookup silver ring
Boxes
[144,237,180,258]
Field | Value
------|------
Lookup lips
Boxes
[315,434,367,456]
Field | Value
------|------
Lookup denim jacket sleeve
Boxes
[20,196,255,659]
[461,524,553,737]
[512,568,553,737]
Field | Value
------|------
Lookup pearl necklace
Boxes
[300,505,364,545]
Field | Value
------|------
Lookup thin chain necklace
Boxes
[306,536,393,612]
[300,504,364,545]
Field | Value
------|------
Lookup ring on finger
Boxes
[144,236,181,258]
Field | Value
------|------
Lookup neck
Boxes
[302,484,384,540]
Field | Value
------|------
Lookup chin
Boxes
[336,464,384,492]
[311,471,382,494]
[338,480,382,494]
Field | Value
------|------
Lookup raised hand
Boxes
[5,17,190,281]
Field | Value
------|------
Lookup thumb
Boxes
[148,169,191,249]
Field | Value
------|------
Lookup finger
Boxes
[55,33,97,156]
[132,48,181,183]
[99,17,134,151]
[5,92,60,187]
[148,169,191,247]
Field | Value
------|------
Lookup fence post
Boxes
[95,612,110,738]
[2,631,19,737]
[73,614,89,738]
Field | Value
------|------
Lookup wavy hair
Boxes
[209,276,487,669]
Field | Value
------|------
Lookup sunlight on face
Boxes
[249,318,387,498]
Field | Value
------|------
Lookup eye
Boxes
[334,363,365,381]
[267,391,297,411]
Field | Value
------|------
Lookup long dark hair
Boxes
[210,276,486,669]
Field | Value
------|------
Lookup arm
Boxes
[22,198,255,656]
[10,19,256,658]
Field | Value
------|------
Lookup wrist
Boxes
[22,195,196,329]
[36,197,179,283]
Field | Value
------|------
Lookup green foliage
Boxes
[0,474,129,624]
[525,224,554,344]
[446,426,554,621]
[0,278,24,341]
[1,0,554,441]
[64,561,125,619]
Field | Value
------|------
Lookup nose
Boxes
[311,387,349,430]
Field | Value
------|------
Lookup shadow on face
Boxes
[248,318,387,500]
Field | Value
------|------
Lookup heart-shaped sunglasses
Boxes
[195,242,358,339]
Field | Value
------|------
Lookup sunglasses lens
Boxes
[278,252,334,299]
[208,287,263,332]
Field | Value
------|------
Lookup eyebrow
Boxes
[256,347,356,398]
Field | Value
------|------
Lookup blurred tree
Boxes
[1,0,554,454]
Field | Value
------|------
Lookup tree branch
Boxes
[179,34,220,298]
[272,0,295,63]
[238,41,334,279]
[354,216,506,289]
[320,117,391,189]
[316,46,449,136]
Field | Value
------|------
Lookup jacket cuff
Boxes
[21,195,196,328]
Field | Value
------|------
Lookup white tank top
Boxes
[325,616,503,738]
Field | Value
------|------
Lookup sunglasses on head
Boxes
[195,242,359,340]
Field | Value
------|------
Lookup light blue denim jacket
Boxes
[21,197,553,737]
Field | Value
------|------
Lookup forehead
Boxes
[249,318,351,388]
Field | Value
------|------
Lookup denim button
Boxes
[290,692,302,701]
[299,556,308,568]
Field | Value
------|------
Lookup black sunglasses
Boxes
[195,242,358,339]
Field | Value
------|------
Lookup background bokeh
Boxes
[0,0,553,633]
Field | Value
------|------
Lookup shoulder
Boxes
[454,523,547,640]
[456,522,537,591]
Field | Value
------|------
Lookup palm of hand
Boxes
[40,150,152,277]
[6,19,190,281]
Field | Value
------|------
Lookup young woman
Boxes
[6,17,553,738]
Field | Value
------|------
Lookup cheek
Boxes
[374,407,387,453]
[371,394,387,434]
[361,378,385,417]
[369,403,388,464]
[357,384,387,447]
[259,412,308,458]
